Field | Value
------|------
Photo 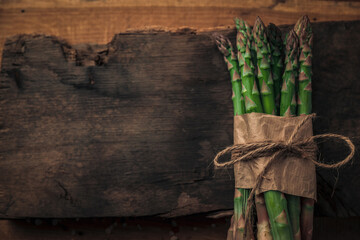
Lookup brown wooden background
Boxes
[1,0,360,239]
[1,0,360,65]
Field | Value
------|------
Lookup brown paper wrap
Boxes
[233,112,317,200]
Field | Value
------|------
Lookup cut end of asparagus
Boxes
[257,222,273,240]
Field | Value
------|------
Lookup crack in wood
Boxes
[56,181,78,207]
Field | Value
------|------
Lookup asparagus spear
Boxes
[236,18,275,240]
[245,17,283,240]
[285,16,314,240]
[286,195,301,240]
[264,192,293,240]
[234,188,249,239]
[215,35,248,240]
[294,15,314,240]
[249,17,294,240]
[295,15,313,116]
[256,194,273,240]
[280,32,301,240]
[215,35,245,115]
[235,20,261,238]
[235,18,263,113]
[253,17,277,115]
[226,189,248,240]
[235,18,257,70]
[261,30,299,240]
[280,30,299,116]
[266,23,284,113]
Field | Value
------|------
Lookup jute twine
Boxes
[213,114,355,238]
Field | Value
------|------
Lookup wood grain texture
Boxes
[1,0,360,65]
[0,21,359,218]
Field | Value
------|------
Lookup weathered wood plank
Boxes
[1,0,360,64]
[0,21,359,218]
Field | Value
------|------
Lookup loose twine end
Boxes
[213,114,355,238]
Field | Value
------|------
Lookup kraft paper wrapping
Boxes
[234,112,317,200]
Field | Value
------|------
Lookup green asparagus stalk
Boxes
[234,188,249,239]
[286,195,301,240]
[264,192,293,240]
[279,28,302,240]
[280,30,299,116]
[295,15,313,116]
[260,29,300,240]
[215,35,246,115]
[252,17,277,115]
[280,31,301,240]
[215,35,249,240]
[266,23,284,113]
[235,18,257,70]
[226,189,248,240]
[294,15,314,240]
[247,17,285,240]
[247,17,293,240]
[285,16,314,240]
[235,18,263,114]
[256,194,273,240]
[236,18,275,240]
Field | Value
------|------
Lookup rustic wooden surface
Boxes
[0,20,359,218]
[1,0,360,65]
[1,216,360,240]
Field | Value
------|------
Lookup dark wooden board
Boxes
[0,21,359,218]
[1,216,360,240]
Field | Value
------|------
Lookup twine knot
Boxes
[213,114,355,238]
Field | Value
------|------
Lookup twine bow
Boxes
[213,114,355,238]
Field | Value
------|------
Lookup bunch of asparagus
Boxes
[215,15,313,240]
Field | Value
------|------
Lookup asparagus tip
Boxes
[213,34,233,57]
[253,16,268,43]
[254,16,265,28]
[285,30,299,59]
[267,23,282,37]
[294,15,312,44]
